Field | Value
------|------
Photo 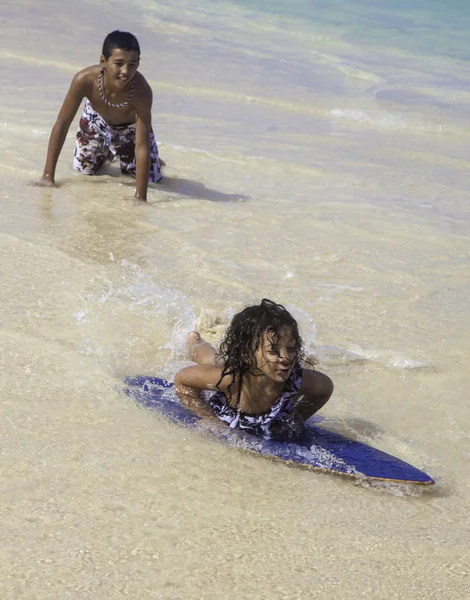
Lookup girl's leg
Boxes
[187,331,218,365]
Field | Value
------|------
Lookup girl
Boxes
[174,299,333,439]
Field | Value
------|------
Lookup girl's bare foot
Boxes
[186,331,217,365]
[187,331,202,349]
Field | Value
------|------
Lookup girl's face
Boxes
[253,327,299,382]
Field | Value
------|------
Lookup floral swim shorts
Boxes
[73,100,162,182]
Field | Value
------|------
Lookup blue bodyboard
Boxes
[124,376,434,485]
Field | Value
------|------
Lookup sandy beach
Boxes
[1,0,469,598]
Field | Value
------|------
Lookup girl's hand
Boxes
[271,413,304,440]
[285,413,304,438]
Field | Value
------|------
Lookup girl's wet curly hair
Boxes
[217,299,306,384]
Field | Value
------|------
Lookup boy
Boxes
[39,30,162,201]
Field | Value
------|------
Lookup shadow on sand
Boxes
[33,169,251,204]
[150,176,250,203]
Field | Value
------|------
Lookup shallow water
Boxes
[1,0,470,598]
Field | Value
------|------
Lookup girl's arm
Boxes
[174,364,223,419]
[294,369,334,421]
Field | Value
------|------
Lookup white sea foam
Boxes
[328,108,445,133]
[348,344,432,371]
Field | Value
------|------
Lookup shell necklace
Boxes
[98,67,135,108]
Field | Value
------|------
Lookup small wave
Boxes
[385,357,433,370]
[328,108,444,133]
[348,344,433,371]
[313,345,366,367]
[312,343,432,372]
[74,260,196,375]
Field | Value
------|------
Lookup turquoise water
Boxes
[233,0,470,60]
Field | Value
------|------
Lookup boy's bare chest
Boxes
[88,87,137,126]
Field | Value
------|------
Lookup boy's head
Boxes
[102,30,140,60]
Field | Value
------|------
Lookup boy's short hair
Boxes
[102,30,140,59]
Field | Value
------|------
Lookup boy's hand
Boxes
[30,175,56,187]
[41,174,56,186]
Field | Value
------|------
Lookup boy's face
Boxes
[100,48,140,88]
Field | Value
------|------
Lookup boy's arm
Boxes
[41,72,87,185]
[134,84,153,201]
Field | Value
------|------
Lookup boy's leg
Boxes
[148,130,163,182]
[73,104,110,175]
[117,126,163,183]
[187,332,218,365]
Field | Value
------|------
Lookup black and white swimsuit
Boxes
[207,363,303,439]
